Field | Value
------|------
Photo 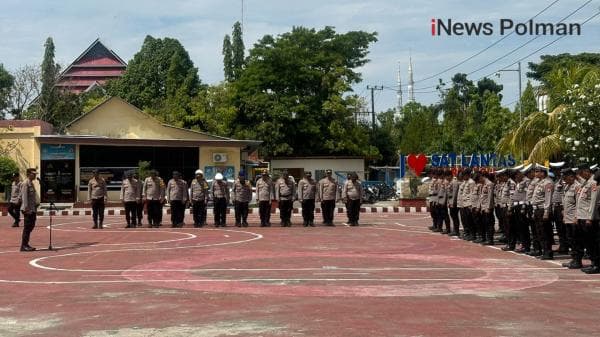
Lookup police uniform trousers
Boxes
[21,211,36,248]
[435,204,450,232]
[321,200,336,225]
[482,210,495,242]
[459,207,471,237]
[91,198,105,226]
[551,204,566,249]
[234,201,249,225]
[136,201,144,225]
[533,209,553,254]
[470,209,480,239]
[8,202,20,225]
[170,200,185,226]
[346,198,361,224]
[279,199,293,225]
[258,200,271,226]
[301,199,315,224]
[530,208,543,252]
[124,201,138,226]
[214,197,227,226]
[192,200,207,226]
[574,220,599,265]
[449,206,460,234]
[429,201,436,228]
[506,206,522,248]
[565,222,577,258]
[495,205,504,233]
[147,200,163,226]
[519,206,532,250]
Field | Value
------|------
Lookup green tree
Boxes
[527,52,600,83]
[222,35,234,81]
[38,37,60,122]
[398,102,440,154]
[107,36,201,124]
[0,156,19,189]
[232,26,377,158]
[0,64,14,119]
[370,109,399,165]
[514,81,537,120]
[231,21,245,80]
[186,82,237,136]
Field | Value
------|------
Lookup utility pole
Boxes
[497,61,523,161]
[367,85,383,128]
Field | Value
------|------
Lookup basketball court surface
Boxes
[1,212,599,336]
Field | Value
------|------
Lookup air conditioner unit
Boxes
[213,153,228,163]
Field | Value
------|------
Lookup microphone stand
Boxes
[48,201,55,251]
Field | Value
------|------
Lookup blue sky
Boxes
[0,0,598,112]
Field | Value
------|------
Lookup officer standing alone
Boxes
[20,168,38,252]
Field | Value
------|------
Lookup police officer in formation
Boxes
[8,172,22,227]
[88,169,107,229]
[133,172,144,226]
[297,171,317,227]
[212,173,229,227]
[189,170,209,227]
[256,169,274,227]
[275,170,295,227]
[167,171,188,228]
[318,169,338,226]
[143,170,165,228]
[120,171,140,228]
[342,172,362,226]
[233,171,252,227]
[427,162,600,274]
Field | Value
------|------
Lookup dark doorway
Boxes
[79,145,199,183]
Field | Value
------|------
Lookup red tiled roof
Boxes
[0,120,54,134]
[56,39,126,94]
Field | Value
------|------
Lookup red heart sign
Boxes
[407,153,427,177]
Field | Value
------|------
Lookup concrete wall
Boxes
[270,158,365,180]
[0,125,43,201]
[68,97,218,140]
[199,147,241,179]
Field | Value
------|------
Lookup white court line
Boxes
[2,278,600,285]
[29,228,263,272]
[44,221,198,246]
[368,226,438,235]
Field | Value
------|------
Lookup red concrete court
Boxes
[1,212,599,337]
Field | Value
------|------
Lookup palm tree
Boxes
[497,62,599,164]
[496,105,565,164]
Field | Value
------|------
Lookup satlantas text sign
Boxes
[399,153,517,177]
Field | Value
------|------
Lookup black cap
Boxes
[562,168,576,176]
[577,163,591,171]
[172,171,181,176]
[305,171,312,176]
[325,169,332,174]
[12,172,19,178]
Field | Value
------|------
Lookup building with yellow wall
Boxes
[0,97,260,204]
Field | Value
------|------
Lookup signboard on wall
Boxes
[204,166,235,181]
[41,144,75,160]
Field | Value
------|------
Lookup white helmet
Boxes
[195,169,203,175]
[215,173,224,180]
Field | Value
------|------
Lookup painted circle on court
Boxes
[122,251,559,297]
